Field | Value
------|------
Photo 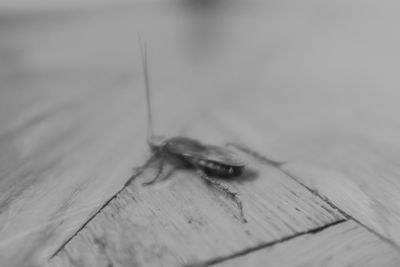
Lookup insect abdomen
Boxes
[191,158,243,178]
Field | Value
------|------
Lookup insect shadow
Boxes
[130,36,251,223]
[227,166,259,183]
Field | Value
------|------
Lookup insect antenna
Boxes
[138,35,154,145]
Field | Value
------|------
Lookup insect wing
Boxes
[190,145,245,166]
[166,137,245,166]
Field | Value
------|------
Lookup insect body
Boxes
[153,136,244,177]
[136,38,246,222]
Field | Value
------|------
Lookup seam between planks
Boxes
[48,144,400,263]
[48,144,343,263]
[48,155,156,259]
[187,219,347,267]
[48,185,125,259]
[279,168,400,252]
[48,144,350,261]
[232,144,400,252]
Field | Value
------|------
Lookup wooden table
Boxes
[1,1,400,266]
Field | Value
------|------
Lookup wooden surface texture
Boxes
[2,1,400,266]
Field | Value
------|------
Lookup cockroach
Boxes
[134,37,247,222]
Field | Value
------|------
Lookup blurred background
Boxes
[0,0,273,134]
[3,0,400,152]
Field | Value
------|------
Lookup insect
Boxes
[134,37,247,222]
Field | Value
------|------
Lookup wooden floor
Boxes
[2,1,400,266]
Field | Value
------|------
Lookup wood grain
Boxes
[2,0,400,266]
[215,220,400,267]
[0,7,249,266]
[0,2,331,265]
[48,146,343,267]
[192,0,400,250]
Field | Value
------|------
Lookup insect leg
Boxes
[195,168,246,223]
[142,156,166,186]
[125,152,159,187]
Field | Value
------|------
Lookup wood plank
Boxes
[0,8,244,266]
[281,139,400,250]
[201,0,400,251]
[214,220,400,267]
[0,3,328,266]
[48,146,343,267]
[3,1,400,266]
